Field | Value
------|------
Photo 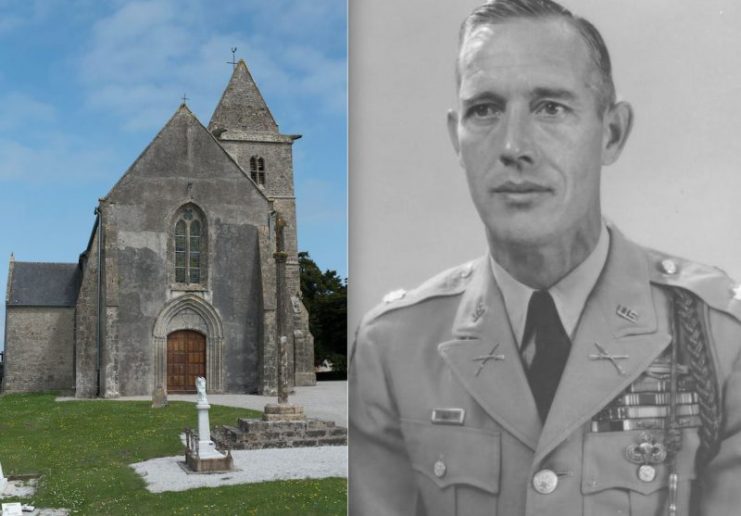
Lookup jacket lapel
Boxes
[438,258,542,451]
[534,227,672,464]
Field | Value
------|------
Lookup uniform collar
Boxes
[489,222,610,346]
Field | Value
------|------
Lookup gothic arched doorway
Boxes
[167,330,206,393]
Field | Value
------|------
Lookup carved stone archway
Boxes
[152,294,225,393]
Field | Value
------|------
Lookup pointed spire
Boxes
[208,59,278,135]
[178,102,193,115]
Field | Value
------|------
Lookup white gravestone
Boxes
[194,377,223,459]
[1,503,22,516]
[0,460,6,495]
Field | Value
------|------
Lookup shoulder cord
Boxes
[665,292,681,516]
[665,287,721,515]
[671,287,721,468]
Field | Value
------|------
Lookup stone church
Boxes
[2,60,315,397]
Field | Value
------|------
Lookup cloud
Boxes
[230,0,346,51]
[77,0,346,132]
[0,132,116,181]
[80,1,194,86]
[0,92,56,131]
[0,0,92,34]
[282,45,347,114]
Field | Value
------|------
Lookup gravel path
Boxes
[131,446,348,493]
[58,381,348,427]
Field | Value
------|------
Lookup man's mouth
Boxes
[491,180,552,194]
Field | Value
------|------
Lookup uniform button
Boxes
[460,263,473,278]
[638,464,656,482]
[433,460,446,478]
[382,289,406,303]
[660,259,678,275]
[533,469,558,494]
[733,284,741,300]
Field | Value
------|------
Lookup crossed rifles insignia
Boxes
[473,344,505,376]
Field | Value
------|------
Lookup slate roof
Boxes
[208,59,278,133]
[7,261,81,307]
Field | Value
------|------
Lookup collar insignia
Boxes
[473,343,505,376]
[616,305,639,323]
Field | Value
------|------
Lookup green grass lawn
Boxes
[0,393,346,515]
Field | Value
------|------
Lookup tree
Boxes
[299,252,347,372]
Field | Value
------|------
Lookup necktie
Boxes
[523,290,571,422]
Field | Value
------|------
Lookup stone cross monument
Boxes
[263,213,304,421]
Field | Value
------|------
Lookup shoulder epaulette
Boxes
[646,248,741,323]
[362,260,477,324]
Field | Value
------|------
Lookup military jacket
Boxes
[349,227,741,516]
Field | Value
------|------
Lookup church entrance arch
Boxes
[153,294,225,394]
[167,330,206,393]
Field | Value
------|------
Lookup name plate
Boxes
[431,408,465,425]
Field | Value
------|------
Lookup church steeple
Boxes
[208,59,278,135]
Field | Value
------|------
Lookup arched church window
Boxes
[249,155,266,186]
[173,206,206,285]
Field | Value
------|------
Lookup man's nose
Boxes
[499,108,536,169]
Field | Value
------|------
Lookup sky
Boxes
[0,0,347,348]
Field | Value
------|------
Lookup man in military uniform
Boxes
[349,0,741,515]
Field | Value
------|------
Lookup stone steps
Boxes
[213,418,347,450]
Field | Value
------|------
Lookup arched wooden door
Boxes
[167,330,206,393]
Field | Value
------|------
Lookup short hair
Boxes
[457,0,616,112]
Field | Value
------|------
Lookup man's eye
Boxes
[536,102,566,117]
[466,104,501,120]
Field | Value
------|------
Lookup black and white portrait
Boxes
[349,1,741,514]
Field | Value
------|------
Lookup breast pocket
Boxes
[401,419,501,516]
[582,429,699,516]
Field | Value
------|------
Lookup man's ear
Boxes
[447,109,461,157]
[602,101,633,166]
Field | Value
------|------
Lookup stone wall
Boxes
[75,227,100,398]
[215,418,347,450]
[3,307,75,392]
[102,108,269,395]
[218,139,296,198]
[218,134,315,391]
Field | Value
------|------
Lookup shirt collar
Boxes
[490,222,610,347]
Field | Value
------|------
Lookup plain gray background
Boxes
[349,0,741,338]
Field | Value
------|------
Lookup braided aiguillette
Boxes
[673,288,721,469]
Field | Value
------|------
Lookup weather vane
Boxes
[228,47,238,69]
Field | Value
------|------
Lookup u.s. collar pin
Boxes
[616,305,639,323]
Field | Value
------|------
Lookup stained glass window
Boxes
[174,208,205,285]
[175,220,187,282]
